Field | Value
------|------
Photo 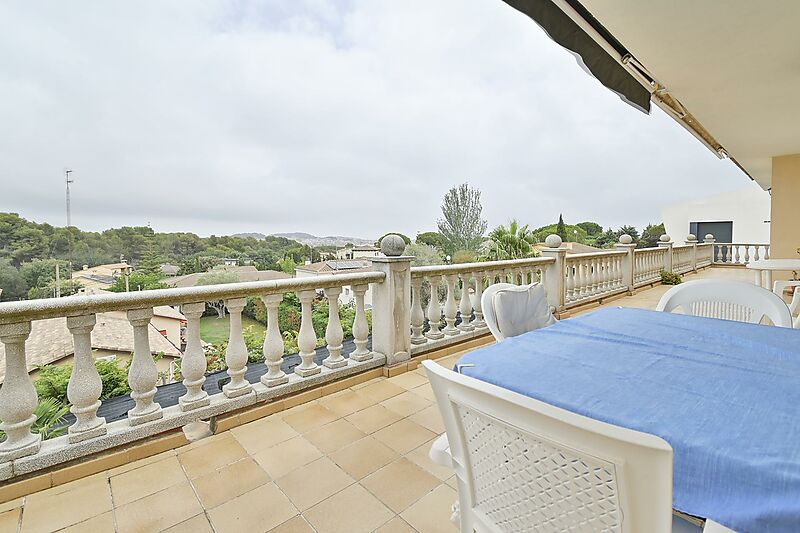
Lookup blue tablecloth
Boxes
[458,307,800,533]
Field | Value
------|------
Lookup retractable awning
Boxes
[502,0,651,114]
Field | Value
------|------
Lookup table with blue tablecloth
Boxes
[457,307,800,533]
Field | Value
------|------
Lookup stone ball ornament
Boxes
[618,234,633,245]
[380,234,407,257]
[687,234,697,241]
[544,234,562,248]
[705,234,714,240]
[660,234,671,242]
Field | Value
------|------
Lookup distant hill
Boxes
[232,232,375,247]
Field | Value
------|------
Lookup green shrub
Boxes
[35,358,132,404]
[660,270,682,285]
[0,398,70,442]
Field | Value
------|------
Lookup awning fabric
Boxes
[502,0,651,113]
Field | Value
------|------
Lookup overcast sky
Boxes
[0,0,755,239]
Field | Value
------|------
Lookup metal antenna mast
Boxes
[65,169,74,228]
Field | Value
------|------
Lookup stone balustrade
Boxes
[0,231,725,482]
[712,243,770,265]
[0,271,385,480]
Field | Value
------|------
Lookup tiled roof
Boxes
[164,269,289,288]
[296,260,371,273]
[0,314,182,383]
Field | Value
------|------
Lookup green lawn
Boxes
[199,315,266,345]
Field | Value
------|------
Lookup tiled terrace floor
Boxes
[0,266,758,533]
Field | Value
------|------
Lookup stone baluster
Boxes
[517,268,526,285]
[126,308,163,425]
[410,277,426,345]
[753,245,760,261]
[295,290,321,376]
[0,321,41,461]
[442,274,460,335]
[349,285,373,361]
[66,314,106,443]
[261,294,289,387]
[425,276,445,340]
[575,260,584,299]
[566,263,575,302]
[223,298,252,398]
[744,245,751,263]
[179,302,210,410]
[471,271,486,328]
[764,245,770,259]
[734,245,741,264]
[322,287,347,369]
[458,273,474,332]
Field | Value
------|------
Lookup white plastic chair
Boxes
[656,279,792,327]
[481,282,556,342]
[423,361,732,533]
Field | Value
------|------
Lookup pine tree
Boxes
[556,214,569,242]
[137,245,163,276]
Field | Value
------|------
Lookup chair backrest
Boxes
[481,282,556,342]
[655,279,793,327]
[422,361,674,533]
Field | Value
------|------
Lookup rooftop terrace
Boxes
[0,264,756,533]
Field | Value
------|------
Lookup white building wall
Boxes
[661,186,770,243]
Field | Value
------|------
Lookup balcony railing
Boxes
[712,243,770,265]
[0,232,730,482]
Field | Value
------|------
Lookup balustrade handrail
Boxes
[672,244,694,250]
[713,242,769,246]
[0,271,386,324]
[564,250,627,260]
[634,247,665,253]
[410,256,554,278]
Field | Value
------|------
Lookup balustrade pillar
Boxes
[540,235,567,313]
[261,294,288,387]
[685,234,698,271]
[0,321,40,461]
[658,235,673,273]
[704,235,715,265]
[66,314,106,443]
[179,302,210,410]
[615,235,636,295]
[323,287,347,369]
[370,251,412,366]
[425,276,445,340]
[295,290,321,376]
[223,298,252,398]
[410,277,426,345]
[458,273,474,332]
[126,308,163,425]
[471,271,486,328]
[442,274,460,335]
[349,285,372,361]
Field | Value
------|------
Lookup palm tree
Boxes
[487,220,538,260]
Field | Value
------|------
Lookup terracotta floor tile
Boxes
[282,403,339,433]
[405,439,454,481]
[361,458,440,513]
[0,508,21,533]
[373,419,436,455]
[351,377,383,390]
[358,380,406,403]
[318,389,376,417]
[411,383,437,402]
[177,435,248,479]
[268,515,316,533]
[108,449,176,477]
[208,483,297,533]
[276,458,354,511]
[304,418,366,454]
[375,516,417,533]
[400,484,458,533]
[110,455,187,506]
[22,473,112,533]
[231,415,299,455]
[380,391,433,417]
[0,498,22,514]
[345,404,402,434]
[59,512,115,532]
[304,483,393,533]
[115,482,203,533]
[409,404,445,434]
[252,435,323,479]
[328,437,398,480]
[387,371,429,390]
[161,513,214,533]
[191,457,269,509]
